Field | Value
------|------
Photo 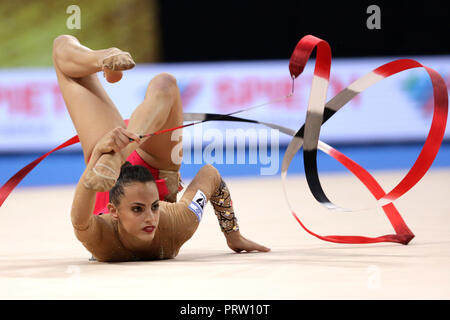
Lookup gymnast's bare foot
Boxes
[100,48,135,83]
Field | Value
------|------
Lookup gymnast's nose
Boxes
[143,209,157,224]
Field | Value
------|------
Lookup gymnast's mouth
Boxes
[143,226,155,233]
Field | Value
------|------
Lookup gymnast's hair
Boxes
[109,162,155,206]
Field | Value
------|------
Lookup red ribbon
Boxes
[285,35,448,245]
[0,135,80,207]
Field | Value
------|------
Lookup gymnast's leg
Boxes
[85,73,184,199]
[53,35,183,198]
[52,34,135,163]
[126,72,184,201]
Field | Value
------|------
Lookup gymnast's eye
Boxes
[131,206,144,213]
[151,202,159,211]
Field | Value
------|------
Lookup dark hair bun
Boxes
[119,161,133,176]
[117,161,155,182]
[120,161,132,171]
[110,162,156,205]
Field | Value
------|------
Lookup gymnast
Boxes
[52,35,270,262]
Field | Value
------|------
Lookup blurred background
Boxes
[0,0,449,187]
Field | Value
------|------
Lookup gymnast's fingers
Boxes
[118,127,141,143]
[230,237,271,253]
[246,241,271,253]
[109,137,121,153]
[115,129,131,147]
[113,136,127,151]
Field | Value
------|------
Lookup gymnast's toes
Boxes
[101,48,136,71]
[100,49,135,83]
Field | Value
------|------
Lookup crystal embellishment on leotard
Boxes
[210,178,239,233]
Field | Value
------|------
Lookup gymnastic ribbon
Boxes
[281,35,447,244]
[1,35,448,246]
[0,135,80,207]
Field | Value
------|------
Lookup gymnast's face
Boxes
[109,181,160,244]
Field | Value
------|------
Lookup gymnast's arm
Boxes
[71,128,140,234]
[173,165,270,253]
[70,149,102,233]
[209,174,271,253]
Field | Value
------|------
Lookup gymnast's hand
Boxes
[84,127,141,192]
[225,231,271,253]
[91,127,141,159]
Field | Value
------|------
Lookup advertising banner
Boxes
[0,56,449,152]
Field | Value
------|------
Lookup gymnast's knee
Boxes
[145,72,179,100]
[52,35,78,62]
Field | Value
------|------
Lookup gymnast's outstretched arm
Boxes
[169,164,271,253]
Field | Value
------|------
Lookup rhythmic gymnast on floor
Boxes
[52,35,270,262]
